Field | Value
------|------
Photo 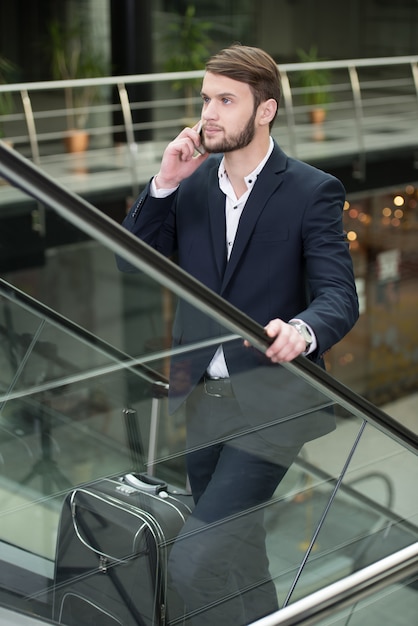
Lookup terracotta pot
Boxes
[308,108,326,125]
[64,130,89,153]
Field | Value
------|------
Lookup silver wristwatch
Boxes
[288,320,313,352]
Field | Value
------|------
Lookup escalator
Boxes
[0,141,417,625]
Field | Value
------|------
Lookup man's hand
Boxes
[155,123,209,189]
[263,319,306,363]
[243,319,306,362]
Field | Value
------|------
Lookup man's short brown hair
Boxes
[205,44,281,127]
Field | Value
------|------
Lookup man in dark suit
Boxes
[120,44,358,625]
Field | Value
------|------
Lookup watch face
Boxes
[301,324,313,343]
[290,321,312,345]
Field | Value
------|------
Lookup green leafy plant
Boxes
[47,18,106,131]
[295,46,333,108]
[163,5,213,120]
[0,55,17,139]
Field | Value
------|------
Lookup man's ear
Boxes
[259,98,277,126]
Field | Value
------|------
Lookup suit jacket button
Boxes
[131,197,144,219]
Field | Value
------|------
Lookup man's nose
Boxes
[202,101,218,119]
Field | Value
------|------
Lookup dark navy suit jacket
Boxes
[120,142,359,446]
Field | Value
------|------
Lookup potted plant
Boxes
[0,55,17,144]
[47,18,107,152]
[295,46,333,124]
[163,4,213,124]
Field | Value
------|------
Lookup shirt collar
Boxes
[218,136,274,192]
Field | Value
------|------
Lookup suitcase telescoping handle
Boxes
[124,472,168,494]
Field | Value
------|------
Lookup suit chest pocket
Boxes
[251,228,289,244]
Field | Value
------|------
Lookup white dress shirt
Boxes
[206,139,275,377]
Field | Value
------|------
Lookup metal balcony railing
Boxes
[0,55,417,201]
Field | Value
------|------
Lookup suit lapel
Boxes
[207,166,228,279]
[221,145,287,292]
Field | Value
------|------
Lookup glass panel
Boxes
[275,421,417,607]
[312,570,418,626]
[0,186,416,626]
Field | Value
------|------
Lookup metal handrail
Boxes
[249,542,418,626]
[1,56,417,95]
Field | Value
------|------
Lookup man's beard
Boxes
[204,108,257,154]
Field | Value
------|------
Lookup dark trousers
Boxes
[168,382,300,625]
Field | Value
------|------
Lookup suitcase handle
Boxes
[70,490,133,564]
[124,473,168,494]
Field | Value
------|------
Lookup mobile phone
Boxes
[195,120,206,155]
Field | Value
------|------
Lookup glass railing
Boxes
[0,142,417,625]
[251,542,418,626]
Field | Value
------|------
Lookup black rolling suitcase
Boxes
[52,472,193,626]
